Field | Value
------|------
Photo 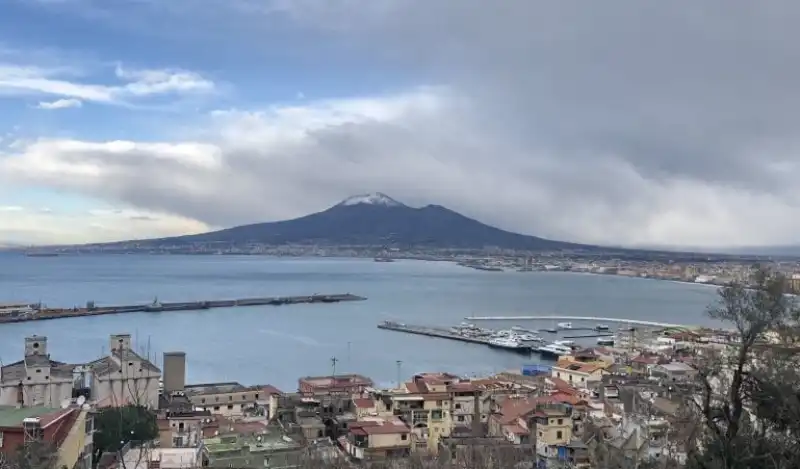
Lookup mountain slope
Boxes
[133,193,595,251]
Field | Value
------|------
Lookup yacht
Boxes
[536,343,573,358]
[488,337,530,353]
[554,340,575,347]
[557,322,573,329]
[597,337,615,346]
[595,324,610,331]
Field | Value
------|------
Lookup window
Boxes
[255,393,259,400]
[201,398,205,404]
[457,416,465,422]
[556,431,563,439]
[228,396,233,401]
[0,431,4,448]
[227,405,233,410]
[401,434,407,441]
[213,406,220,411]
[36,369,41,373]
[454,403,461,409]
[436,400,442,407]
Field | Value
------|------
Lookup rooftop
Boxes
[0,405,67,428]
[184,382,280,397]
[204,431,303,454]
[299,374,373,389]
[1,358,75,384]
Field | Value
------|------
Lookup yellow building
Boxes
[551,359,607,386]
[534,405,573,459]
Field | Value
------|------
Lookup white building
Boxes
[88,334,161,409]
[0,335,75,407]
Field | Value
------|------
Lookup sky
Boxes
[1,1,800,249]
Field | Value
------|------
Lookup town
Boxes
[0,327,726,469]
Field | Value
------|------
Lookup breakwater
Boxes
[1,293,366,324]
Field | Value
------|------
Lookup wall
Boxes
[56,409,88,469]
[369,432,409,449]
[551,367,603,386]
[93,375,159,408]
[0,379,74,407]
[190,390,263,417]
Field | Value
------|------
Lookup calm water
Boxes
[0,255,722,390]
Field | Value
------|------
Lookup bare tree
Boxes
[686,266,800,469]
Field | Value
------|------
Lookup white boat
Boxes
[557,322,573,329]
[597,337,615,346]
[554,340,575,347]
[511,326,524,332]
[595,324,609,331]
[536,343,573,358]
[520,333,541,342]
[488,337,530,353]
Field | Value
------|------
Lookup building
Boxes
[0,336,75,407]
[184,382,281,418]
[162,352,186,393]
[551,359,607,386]
[340,416,411,460]
[298,374,373,395]
[0,404,93,469]
[203,430,307,468]
[651,362,698,382]
[533,404,573,462]
[87,334,161,409]
[157,407,210,448]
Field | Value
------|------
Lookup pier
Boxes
[0,293,366,324]
[377,321,533,354]
[465,315,692,330]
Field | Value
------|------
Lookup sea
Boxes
[0,254,723,390]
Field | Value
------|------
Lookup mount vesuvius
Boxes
[131,193,594,251]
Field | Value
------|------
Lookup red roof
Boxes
[261,385,283,396]
[353,398,375,409]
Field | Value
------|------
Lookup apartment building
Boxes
[340,416,411,460]
[551,359,607,386]
[0,404,93,469]
[298,374,373,395]
[184,382,281,418]
[533,405,573,461]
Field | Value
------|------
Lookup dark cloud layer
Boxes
[4,1,800,247]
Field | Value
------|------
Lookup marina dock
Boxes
[0,293,366,324]
[377,321,533,354]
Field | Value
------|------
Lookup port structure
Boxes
[1,293,366,324]
[465,315,693,330]
[377,321,533,354]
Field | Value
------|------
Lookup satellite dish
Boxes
[76,395,86,406]
[60,398,71,409]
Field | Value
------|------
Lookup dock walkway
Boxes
[466,315,692,329]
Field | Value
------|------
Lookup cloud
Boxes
[0,62,215,106]
[35,98,83,110]
[4,1,800,248]
[0,206,209,246]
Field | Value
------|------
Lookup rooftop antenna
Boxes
[330,357,338,377]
